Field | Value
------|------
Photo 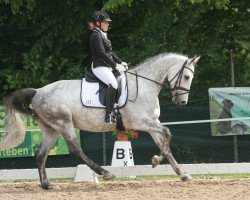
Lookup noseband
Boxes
[126,59,194,102]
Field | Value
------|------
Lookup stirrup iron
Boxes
[105,113,116,123]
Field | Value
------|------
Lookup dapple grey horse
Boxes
[1,53,200,189]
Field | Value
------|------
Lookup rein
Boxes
[126,60,193,102]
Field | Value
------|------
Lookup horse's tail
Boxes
[0,88,37,150]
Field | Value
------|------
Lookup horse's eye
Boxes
[184,75,190,80]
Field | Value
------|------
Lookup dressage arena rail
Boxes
[161,117,250,126]
[1,163,250,181]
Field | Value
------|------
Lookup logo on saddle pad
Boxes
[81,72,128,108]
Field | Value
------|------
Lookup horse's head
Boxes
[168,55,200,106]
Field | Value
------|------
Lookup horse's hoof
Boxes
[180,174,193,182]
[41,181,53,190]
[151,155,160,168]
[103,172,116,180]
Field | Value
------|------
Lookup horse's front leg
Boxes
[144,118,193,181]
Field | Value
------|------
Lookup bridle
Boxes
[126,60,194,102]
[166,60,194,96]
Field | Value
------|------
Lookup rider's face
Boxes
[100,20,109,32]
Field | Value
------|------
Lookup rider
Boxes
[89,11,128,123]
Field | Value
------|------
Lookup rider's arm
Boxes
[112,52,122,64]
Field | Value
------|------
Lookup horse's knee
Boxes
[163,127,172,139]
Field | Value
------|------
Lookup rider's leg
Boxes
[92,66,118,123]
[105,84,117,123]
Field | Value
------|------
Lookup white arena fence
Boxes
[1,163,250,182]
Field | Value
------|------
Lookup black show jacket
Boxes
[90,29,122,69]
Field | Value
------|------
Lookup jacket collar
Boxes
[93,28,110,43]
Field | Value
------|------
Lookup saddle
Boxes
[84,68,123,106]
[81,70,128,108]
[81,68,127,131]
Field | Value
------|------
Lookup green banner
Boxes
[0,106,81,158]
[0,106,39,131]
[209,87,250,136]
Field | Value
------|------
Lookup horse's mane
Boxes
[130,52,188,69]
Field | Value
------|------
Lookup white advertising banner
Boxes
[209,87,250,136]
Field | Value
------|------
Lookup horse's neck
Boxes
[135,55,187,83]
[128,58,167,97]
[134,62,163,85]
[133,56,176,87]
[128,54,187,97]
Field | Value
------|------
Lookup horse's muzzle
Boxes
[176,100,187,106]
[172,96,187,106]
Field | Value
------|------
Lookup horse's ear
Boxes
[189,55,201,66]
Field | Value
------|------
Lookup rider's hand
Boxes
[116,63,126,72]
[121,62,128,69]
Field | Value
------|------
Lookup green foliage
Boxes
[0,0,249,101]
[0,0,36,13]
[0,0,93,98]
[188,0,230,9]
[103,0,133,12]
[112,129,139,139]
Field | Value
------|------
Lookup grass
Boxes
[101,173,250,182]
[1,174,250,183]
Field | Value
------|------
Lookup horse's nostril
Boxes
[181,101,186,105]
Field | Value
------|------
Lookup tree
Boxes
[0,0,249,102]
[0,0,95,99]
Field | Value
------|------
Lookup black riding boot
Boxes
[105,84,117,123]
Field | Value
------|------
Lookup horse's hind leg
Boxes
[144,118,192,181]
[35,120,60,189]
[59,122,115,180]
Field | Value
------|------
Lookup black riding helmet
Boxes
[91,11,112,23]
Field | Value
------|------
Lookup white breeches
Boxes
[92,66,118,89]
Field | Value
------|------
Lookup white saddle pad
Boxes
[81,72,128,108]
